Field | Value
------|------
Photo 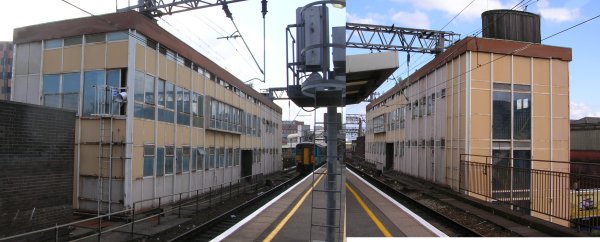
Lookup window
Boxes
[182,147,190,172]
[156,147,165,176]
[64,36,83,46]
[373,115,385,133]
[133,71,156,120]
[420,97,426,117]
[227,148,233,167]
[412,101,418,118]
[176,148,183,173]
[134,71,144,102]
[157,79,165,107]
[143,145,155,177]
[42,74,60,108]
[83,70,106,116]
[62,73,80,111]
[42,73,79,111]
[209,147,216,169]
[166,82,175,109]
[492,149,510,200]
[165,146,174,174]
[493,88,511,139]
[86,33,106,43]
[176,88,191,126]
[514,92,531,140]
[440,88,446,98]
[427,95,433,115]
[197,148,206,171]
[192,93,204,128]
[145,74,155,105]
[234,148,240,166]
[107,31,129,41]
[44,39,62,49]
[218,148,225,168]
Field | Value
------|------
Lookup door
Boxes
[241,150,253,181]
[385,143,394,170]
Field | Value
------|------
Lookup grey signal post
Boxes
[292,1,346,241]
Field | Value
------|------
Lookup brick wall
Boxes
[0,100,75,240]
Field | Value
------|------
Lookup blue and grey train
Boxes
[294,142,326,174]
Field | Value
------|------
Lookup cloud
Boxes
[536,0,581,22]
[347,12,385,25]
[393,0,507,22]
[538,7,581,22]
[392,10,431,29]
[571,102,600,120]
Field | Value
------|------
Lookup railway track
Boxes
[166,168,309,241]
[347,163,483,237]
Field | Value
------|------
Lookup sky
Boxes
[345,0,600,120]
[0,0,345,128]
[0,0,598,128]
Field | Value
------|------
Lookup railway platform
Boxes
[215,167,445,241]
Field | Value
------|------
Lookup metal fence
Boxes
[459,154,600,232]
[0,174,264,242]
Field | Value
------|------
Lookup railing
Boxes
[0,174,264,242]
[460,154,600,232]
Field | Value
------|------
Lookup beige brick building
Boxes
[11,11,282,212]
[365,36,571,225]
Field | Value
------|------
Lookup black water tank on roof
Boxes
[482,9,541,43]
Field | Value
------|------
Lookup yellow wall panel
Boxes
[553,86,568,95]
[142,120,155,142]
[135,44,145,71]
[166,60,176,82]
[470,115,490,140]
[178,126,190,145]
[159,55,167,80]
[215,85,224,100]
[132,120,145,145]
[84,44,106,70]
[533,58,550,85]
[79,144,99,176]
[552,60,569,87]
[532,117,551,149]
[206,131,215,146]
[533,85,550,94]
[471,89,490,114]
[106,42,128,69]
[533,93,550,117]
[132,146,143,179]
[514,56,531,84]
[553,118,569,140]
[63,47,82,72]
[472,80,490,89]
[43,49,61,74]
[146,47,157,75]
[492,54,510,83]
[178,66,191,89]
[552,95,569,118]
[471,52,491,81]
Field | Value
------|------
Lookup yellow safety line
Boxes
[263,172,325,242]
[345,182,392,237]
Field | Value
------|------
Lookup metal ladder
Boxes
[309,117,344,242]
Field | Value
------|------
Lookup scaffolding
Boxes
[91,85,127,217]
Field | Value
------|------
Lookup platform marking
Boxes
[348,169,448,237]
[211,170,317,242]
[346,182,392,237]
[262,172,326,242]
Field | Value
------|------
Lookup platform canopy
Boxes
[345,51,399,105]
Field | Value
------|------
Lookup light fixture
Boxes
[114,92,128,103]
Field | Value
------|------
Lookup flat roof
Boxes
[367,37,572,110]
[13,11,282,114]
[346,51,399,105]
